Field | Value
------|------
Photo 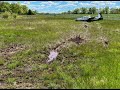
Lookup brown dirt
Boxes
[53,35,85,50]
[14,83,35,89]
[68,35,85,45]
[0,44,26,60]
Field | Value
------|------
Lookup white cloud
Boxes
[38,1,61,9]
[79,3,92,7]
[24,1,30,5]
[91,1,116,6]
[78,2,99,8]
[115,6,120,8]
[41,4,45,7]
[57,8,61,11]
[65,1,79,4]
[21,1,31,5]
[40,1,58,6]
[77,1,117,8]
[57,3,77,8]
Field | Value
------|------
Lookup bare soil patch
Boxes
[0,44,26,60]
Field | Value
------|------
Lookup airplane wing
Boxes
[90,17,103,21]
[75,17,89,21]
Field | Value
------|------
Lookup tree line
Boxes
[62,6,120,14]
[0,1,37,15]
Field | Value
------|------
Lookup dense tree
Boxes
[105,6,109,14]
[27,9,32,15]
[72,8,80,14]
[91,7,97,14]
[81,7,87,14]
[20,5,28,14]
[10,3,19,13]
[27,9,37,15]
[62,6,120,14]
[32,10,37,15]
[0,2,10,12]
[0,1,37,15]
[67,10,71,14]
[88,8,92,14]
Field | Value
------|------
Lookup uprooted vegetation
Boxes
[45,22,109,63]
[46,35,86,63]
[0,14,120,89]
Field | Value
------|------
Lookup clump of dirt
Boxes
[52,35,85,51]
[68,35,85,45]
[0,44,26,60]
[46,35,86,63]
[81,22,91,29]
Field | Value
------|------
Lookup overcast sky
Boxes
[5,1,120,13]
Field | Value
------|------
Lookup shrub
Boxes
[27,9,33,15]
[12,13,18,19]
[27,9,36,15]
[2,11,11,19]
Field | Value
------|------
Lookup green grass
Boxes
[0,14,120,89]
[0,59,4,65]
[6,78,16,84]
[7,60,23,70]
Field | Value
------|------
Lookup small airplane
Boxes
[75,13,103,22]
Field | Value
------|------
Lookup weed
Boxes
[7,60,23,70]
[6,78,16,84]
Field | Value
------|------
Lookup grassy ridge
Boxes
[0,14,120,89]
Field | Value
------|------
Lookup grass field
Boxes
[0,14,120,89]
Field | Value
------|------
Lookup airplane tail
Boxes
[98,13,101,18]
[99,13,103,19]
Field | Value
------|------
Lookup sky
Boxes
[5,1,120,13]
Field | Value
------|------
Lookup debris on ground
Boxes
[47,50,58,63]
[68,35,85,45]
[46,35,85,63]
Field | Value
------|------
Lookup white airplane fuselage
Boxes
[75,13,103,22]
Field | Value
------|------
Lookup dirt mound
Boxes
[54,35,85,50]
[68,35,85,45]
